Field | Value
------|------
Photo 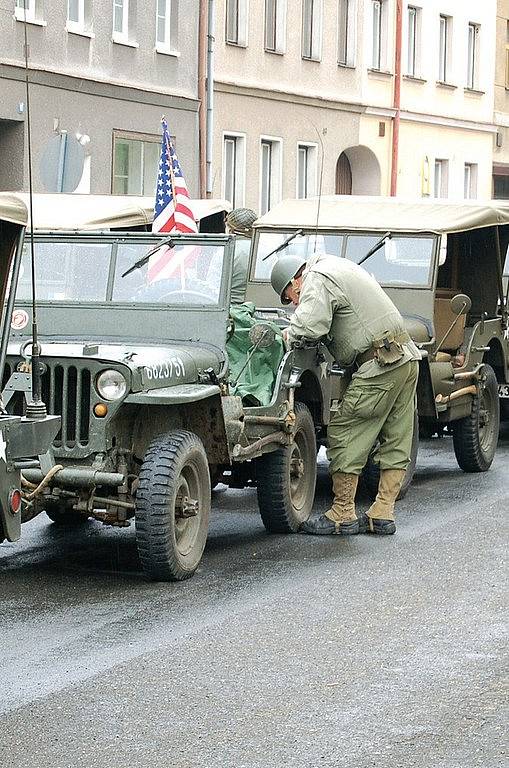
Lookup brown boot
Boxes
[301,473,359,535]
[360,469,406,535]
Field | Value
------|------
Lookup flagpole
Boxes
[163,121,185,289]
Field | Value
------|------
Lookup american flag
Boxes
[149,117,198,282]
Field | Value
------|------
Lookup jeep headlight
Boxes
[96,369,127,401]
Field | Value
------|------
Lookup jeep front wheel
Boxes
[135,430,210,581]
[452,364,499,472]
[256,403,317,533]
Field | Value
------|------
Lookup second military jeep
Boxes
[5,227,332,581]
[246,196,509,479]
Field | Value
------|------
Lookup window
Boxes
[464,163,477,199]
[260,138,282,215]
[265,0,286,53]
[112,132,160,196]
[67,0,86,31]
[226,0,248,46]
[371,0,387,70]
[223,134,246,208]
[156,0,178,51]
[466,22,480,89]
[438,14,451,82]
[113,0,129,40]
[434,159,449,198]
[297,143,318,199]
[302,0,322,61]
[337,0,355,67]
[407,6,421,77]
[14,0,36,22]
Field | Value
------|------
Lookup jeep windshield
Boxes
[15,238,226,306]
[254,231,436,287]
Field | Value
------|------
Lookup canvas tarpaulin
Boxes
[227,303,284,406]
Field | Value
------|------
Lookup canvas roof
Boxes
[0,192,28,227]
[254,196,509,235]
[15,193,232,231]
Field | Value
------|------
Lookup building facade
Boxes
[493,0,509,198]
[0,0,200,196]
[212,0,498,211]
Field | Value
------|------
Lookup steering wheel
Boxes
[158,289,215,303]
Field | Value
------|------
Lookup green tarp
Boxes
[227,302,285,406]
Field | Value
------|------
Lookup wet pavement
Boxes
[0,432,507,768]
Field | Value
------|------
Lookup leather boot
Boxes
[300,473,359,536]
[359,468,406,535]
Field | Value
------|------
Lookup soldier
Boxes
[270,251,420,536]
[225,208,257,304]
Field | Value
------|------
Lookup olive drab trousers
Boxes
[327,360,419,475]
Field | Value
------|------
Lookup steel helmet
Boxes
[270,254,307,304]
[226,208,257,236]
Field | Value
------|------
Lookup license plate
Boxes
[498,384,509,398]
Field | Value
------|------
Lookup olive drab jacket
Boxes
[288,253,421,379]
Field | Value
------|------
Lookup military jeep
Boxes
[0,193,60,546]
[246,196,509,478]
[5,225,327,581]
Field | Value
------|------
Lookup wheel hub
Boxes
[175,494,199,518]
[290,457,305,479]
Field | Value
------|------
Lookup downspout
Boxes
[390,0,403,196]
[206,0,215,198]
[198,0,208,198]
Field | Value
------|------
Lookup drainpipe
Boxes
[206,0,215,198]
[198,0,208,198]
[390,0,403,196]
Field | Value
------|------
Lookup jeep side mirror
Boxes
[248,323,276,349]
[450,293,471,316]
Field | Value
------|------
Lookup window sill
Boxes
[264,48,285,56]
[66,24,95,39]
[368,68,393,78]
[14,12,47,26]
[112,35,139,48]
[403,74,426,83]
[436,80,457,90]
[464,87,484,96]
[302,56,322,63]
[338,62,356,70]
[226,41,248,49]
[155,44,180,57]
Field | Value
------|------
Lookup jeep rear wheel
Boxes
[362,409,419,500]
[135,431,210,581]
[453,364,499,472]
[256,403,317,533]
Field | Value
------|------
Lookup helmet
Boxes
[270,254,307,304]
[226,208,257,236]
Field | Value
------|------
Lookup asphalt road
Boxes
[0,432,507,768]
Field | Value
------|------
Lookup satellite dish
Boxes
[40,133,85,193]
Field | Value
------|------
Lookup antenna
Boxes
[22,11,46,419]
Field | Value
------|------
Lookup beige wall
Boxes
[494,1,509,169]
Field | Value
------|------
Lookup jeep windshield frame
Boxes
[12,232,235,348]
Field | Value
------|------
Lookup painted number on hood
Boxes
[144,357,186,381]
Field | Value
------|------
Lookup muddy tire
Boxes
[453,364,499,472]
[45,500,89,525]
[135,431,210,581]
[362,409,418,500]
[256,403,317,533]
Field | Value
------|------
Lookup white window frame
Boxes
[302,0,323,62]
[466,22,480,90]
[112,131,161,196]
[264,0,286,54]
[370,0,388,71]
[14,0,36,23]
[406,5,421,77]
[296,142,318,199]
[434,159,449,199]
[259,136,282,216]
[222,133,246,208]
[67,0,86,33]
[438,14,452,83]
[226,0,248,47]
[337,0,356,67]
[464,163,478,199]
[112,0,129,42]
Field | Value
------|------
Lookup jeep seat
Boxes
[434,289,468,351]
[402,315,432,346]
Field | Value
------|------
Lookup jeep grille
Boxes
[3,361,92,448]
